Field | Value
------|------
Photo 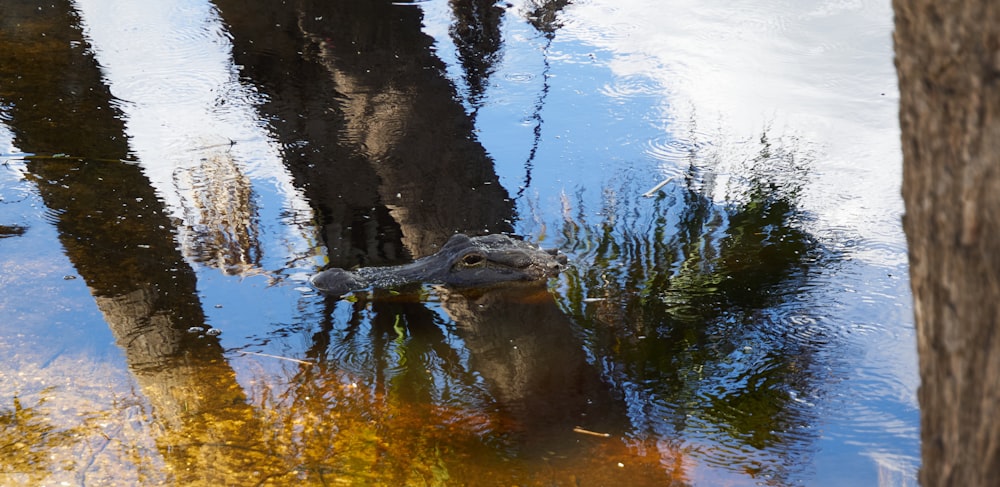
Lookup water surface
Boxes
[0,0,916,485]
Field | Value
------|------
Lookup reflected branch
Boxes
[515,0,571,199]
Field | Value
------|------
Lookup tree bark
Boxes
[893,2,1000,485]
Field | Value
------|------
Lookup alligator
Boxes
[311,233,567,296]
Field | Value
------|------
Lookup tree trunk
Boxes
[893,2,1000,485]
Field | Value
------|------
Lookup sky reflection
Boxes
[73,0,318,278]
[0,0,918,484]
[422,0,916,483]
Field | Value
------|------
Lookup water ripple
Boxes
[599,74,663,100]
[644,134,697,163]
[503,72,536,83]
[80,1,239,107]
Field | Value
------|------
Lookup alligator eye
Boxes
[461,253,486,267]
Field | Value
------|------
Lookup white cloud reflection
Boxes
[558,0,903,261]
[72,0,316,276]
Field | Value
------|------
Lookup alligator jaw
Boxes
[310,268,369,296]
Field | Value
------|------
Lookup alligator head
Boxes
[311,234,567,296]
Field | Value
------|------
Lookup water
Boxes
[0,0,916,485]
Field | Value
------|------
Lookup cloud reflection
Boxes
[72,0,317,277]
[557,0,902,252]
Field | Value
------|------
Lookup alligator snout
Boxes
[312,233,568,296]
[541,247,568,275]
[545,247,568,265]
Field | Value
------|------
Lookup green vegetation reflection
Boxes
[556,129,827,482]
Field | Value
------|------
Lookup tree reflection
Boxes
[556,128,826,483]
[1,0,836,483]
[523,0,574,36]
[449,0,505,108]
[176,152,263,276]
[0,2,287,484]
[216,0,515,266]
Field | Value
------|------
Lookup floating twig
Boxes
[237,351,313,365]
[573,426,611,438]
[641,176,677,198]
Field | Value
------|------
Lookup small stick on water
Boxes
[642,176,676,198]
[573,426,611,438]
[188,139,238,152]
[238,351,313,365]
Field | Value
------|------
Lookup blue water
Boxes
[0,0,917,484]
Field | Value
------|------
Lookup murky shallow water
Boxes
[0,0,916,485]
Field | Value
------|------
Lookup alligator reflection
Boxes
[291,286,688,484]
[441,287,626,452]
[558,130,826,482]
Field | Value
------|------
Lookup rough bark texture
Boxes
[893,2,1000,485]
